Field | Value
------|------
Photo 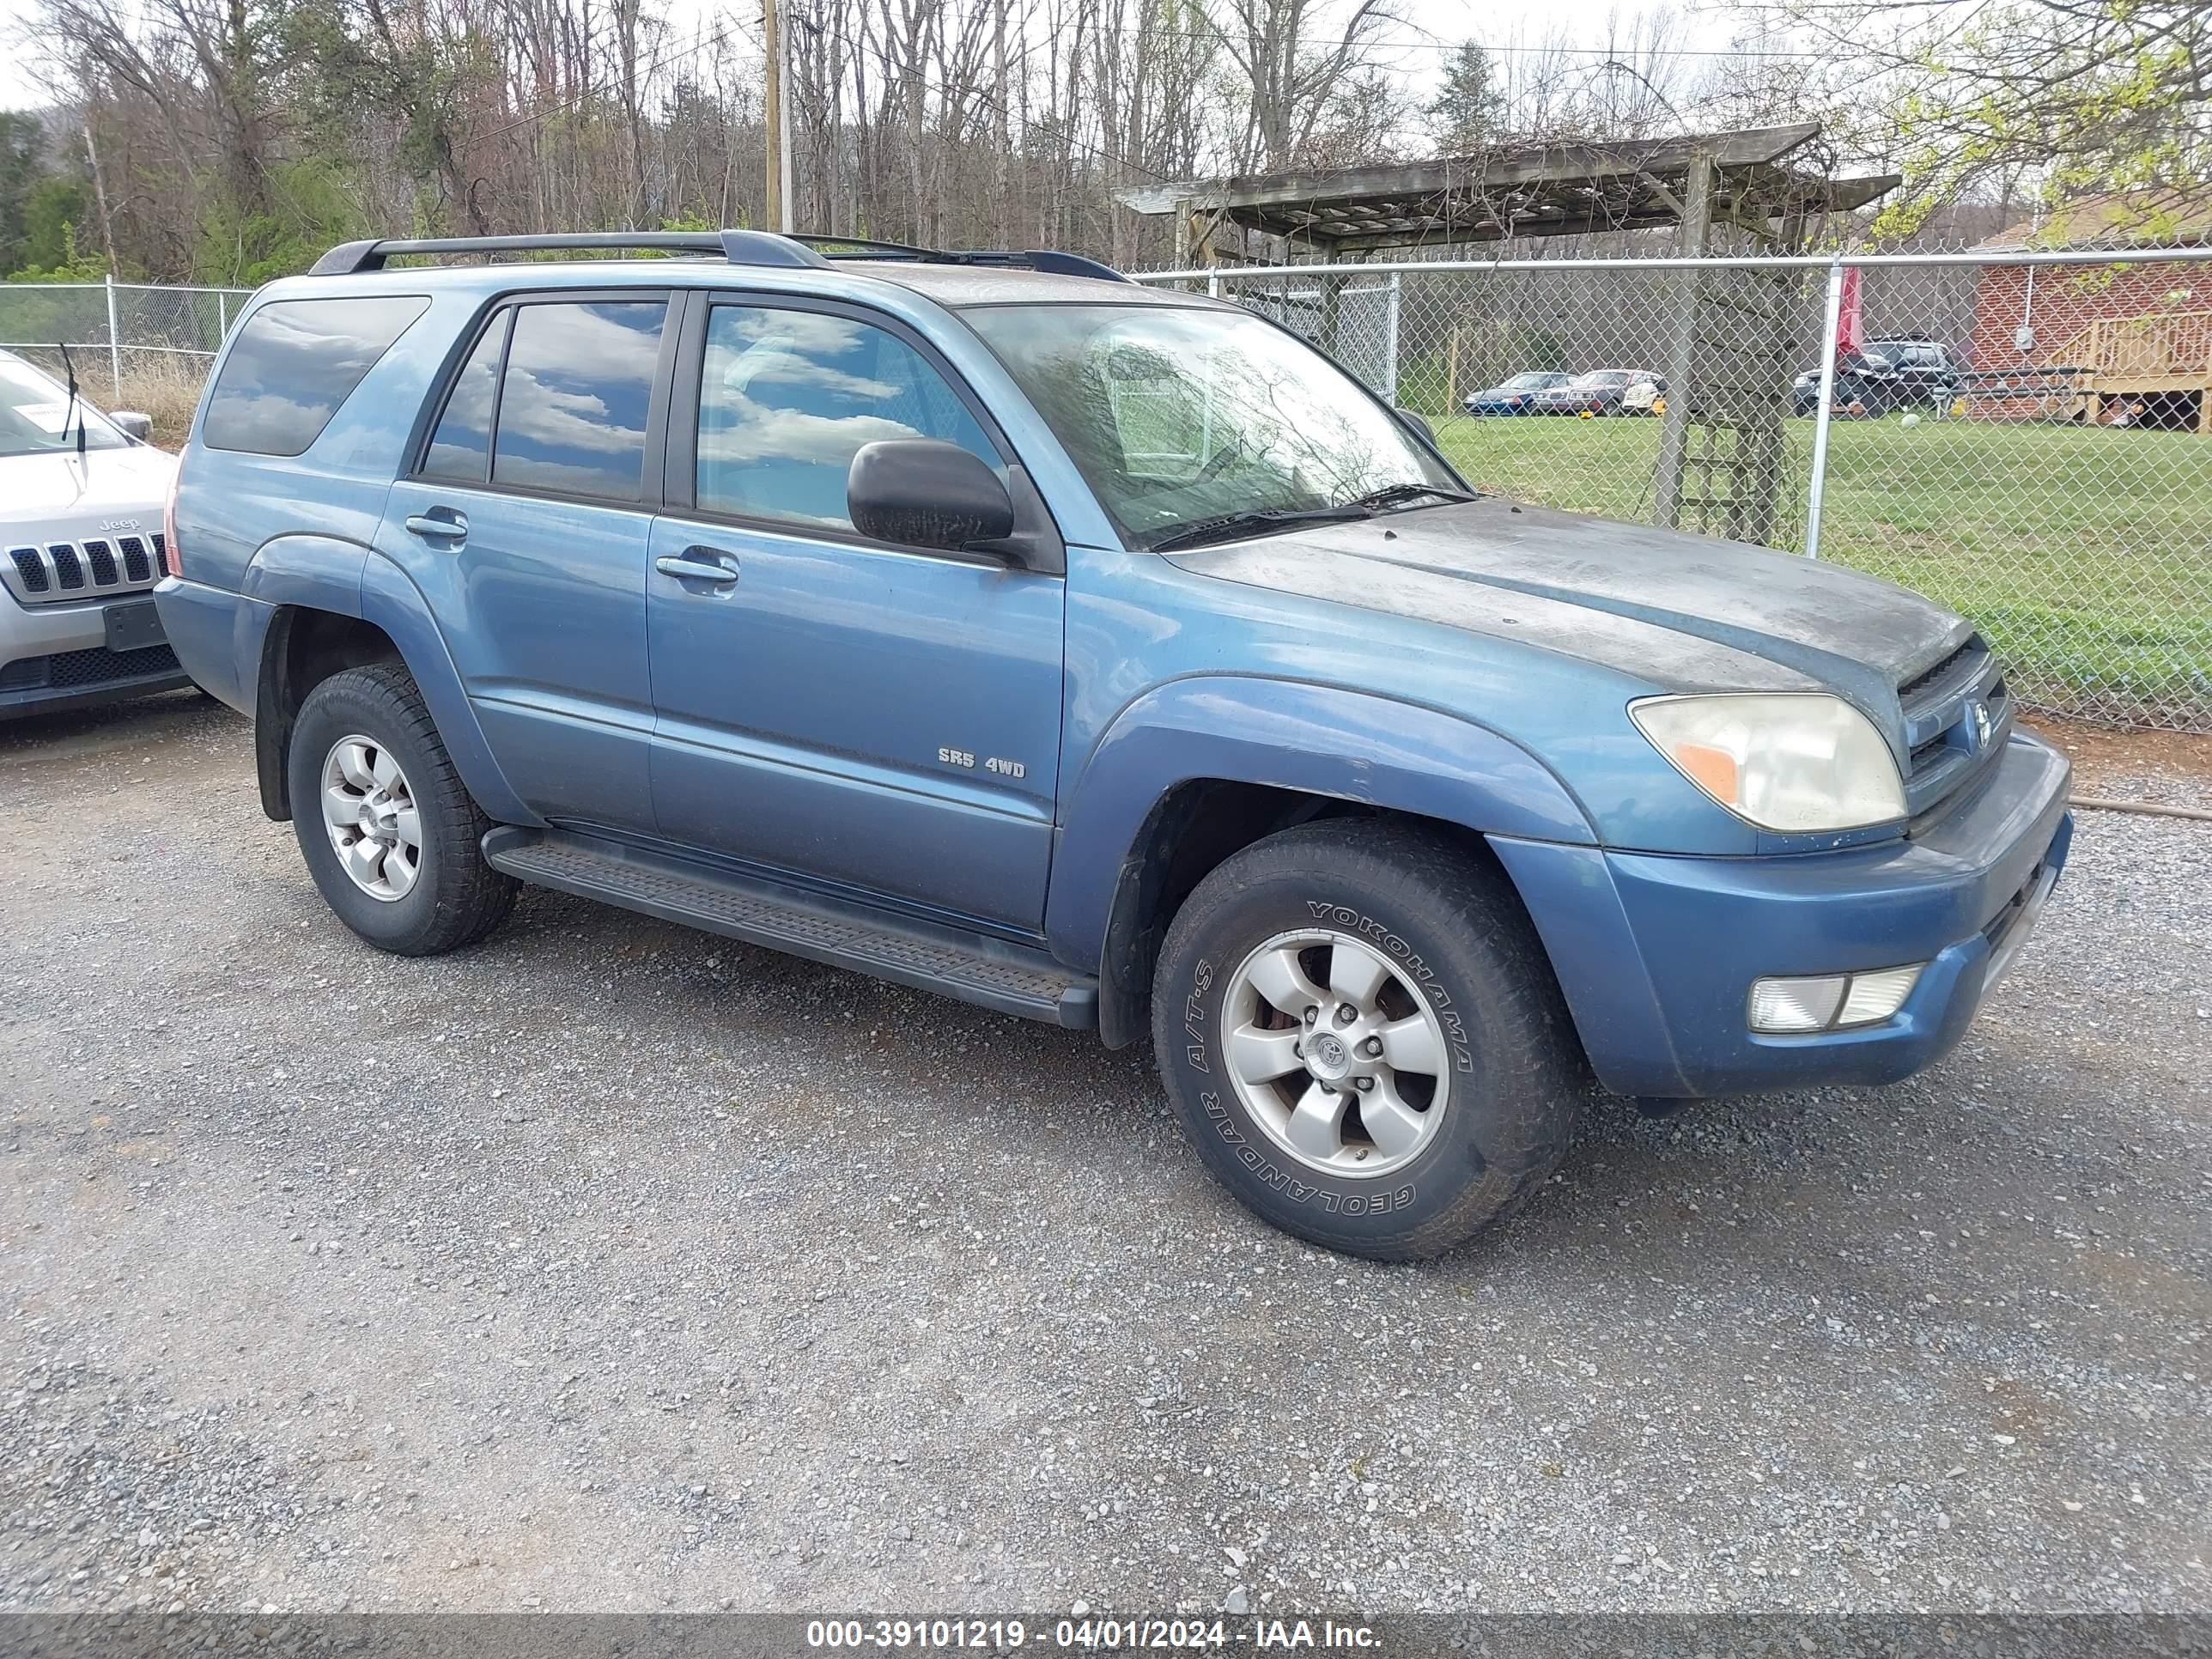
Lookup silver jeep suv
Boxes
[1,349,188,719]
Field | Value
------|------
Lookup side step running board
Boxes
[482,827,1097,1030]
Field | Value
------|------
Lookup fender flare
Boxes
[245,538,532,828]
[1046,677,1597,1042]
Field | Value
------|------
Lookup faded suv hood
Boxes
[1164,496,1972,710]
[0,446,178,531]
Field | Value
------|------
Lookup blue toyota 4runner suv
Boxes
[155,230,2072,1261]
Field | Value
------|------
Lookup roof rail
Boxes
[790,235,1129,283]
[308,230,832,276]
[307,228,1126,283]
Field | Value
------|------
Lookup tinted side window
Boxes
[421,311,511,483]
[696,305,999,532]
[491,300,665,501]
[203,295,428,456]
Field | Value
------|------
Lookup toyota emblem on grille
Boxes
[1966,699,1993,752]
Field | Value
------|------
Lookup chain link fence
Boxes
[5,256,2209,730]
[0,276,252,393]
[1140,249,2212,733]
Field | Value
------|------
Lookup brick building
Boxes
[1966,192,2212,430]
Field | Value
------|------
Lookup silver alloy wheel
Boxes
[1218,928,1452,1178]
[320,733,423,903]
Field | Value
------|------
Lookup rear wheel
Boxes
[287,662,517,956]
[1152,820,1584,1261]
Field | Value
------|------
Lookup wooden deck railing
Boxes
[2054,309,2212,379]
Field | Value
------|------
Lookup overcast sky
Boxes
[0,0,1749,132]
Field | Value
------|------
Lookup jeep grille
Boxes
[3,535,166,606]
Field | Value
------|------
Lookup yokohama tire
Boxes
[1152,819,1585,1261]
[287,661,518,957]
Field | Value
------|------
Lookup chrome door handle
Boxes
[655,553,739,585]
[405,511,467,542]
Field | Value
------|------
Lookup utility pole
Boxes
[993,0,1009,242]
[762,0,795,233]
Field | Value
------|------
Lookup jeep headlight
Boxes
[1629,693,1906,832]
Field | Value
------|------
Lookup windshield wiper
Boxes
[57,341,86,461]
[1147,502,1372,553]
[1346,482,1480,512]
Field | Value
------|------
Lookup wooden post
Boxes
[762,0,793,233]
[1448,325,1463,410]
[1654,151,1715,531]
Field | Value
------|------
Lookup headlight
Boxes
[1629,693,1906,832]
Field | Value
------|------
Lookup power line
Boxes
[475,16,747,143]
[799,9,1185,184]
[1073,25,1841,61]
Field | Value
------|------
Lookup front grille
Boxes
[2,643,180,693]
[2,533,164,606]
[1899,634,2012,823]
[1899,638,1978,704]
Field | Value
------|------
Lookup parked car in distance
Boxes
[156,230,2071,1261]
[1529,368,1666,415]
[1462,371,1571,415]
[1794,337,1963,416]
[1,349,189,719]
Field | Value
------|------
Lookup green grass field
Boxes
[1434,414,2212,727]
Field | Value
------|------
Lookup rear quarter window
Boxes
[202,295,429,456]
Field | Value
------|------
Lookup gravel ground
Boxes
[2,692,2207,1619]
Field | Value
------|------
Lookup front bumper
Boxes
[1492,730,2075,1098]
[0,591,191,720]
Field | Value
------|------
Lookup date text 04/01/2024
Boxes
[802,1615,1382,1650]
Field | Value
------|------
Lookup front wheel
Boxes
[1152,820,1585,1261]
[286,661,518,957]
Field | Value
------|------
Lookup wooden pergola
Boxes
[1117,123,1897,262]
[1120,125,1900,547]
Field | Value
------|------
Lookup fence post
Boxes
[104,271,121,398]
[1382,273,1401,403]
[217,289,228,343]
[1652,150,1715,530]
[1802,257,1846,561]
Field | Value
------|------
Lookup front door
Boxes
[381,291,674,835]
[646,295,1063,933]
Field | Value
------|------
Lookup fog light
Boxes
[1748,964,1927,1034]
[1838,963,1923,1026]
[1747,975,1847,1033]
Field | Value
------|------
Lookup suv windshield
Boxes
[0,356,126,458]
[962,303,1459,550]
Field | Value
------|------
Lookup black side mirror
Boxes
[848,439,1015,553]
[1394,407,1436,442]
[109,410,153,442]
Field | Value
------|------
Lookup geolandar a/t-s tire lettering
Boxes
[1152,819,1585,1261]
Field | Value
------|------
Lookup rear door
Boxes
[380,290,675,834]
[643,291,1064,932]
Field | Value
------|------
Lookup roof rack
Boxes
[787,234,1130,282]
[308,228,1128,283]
